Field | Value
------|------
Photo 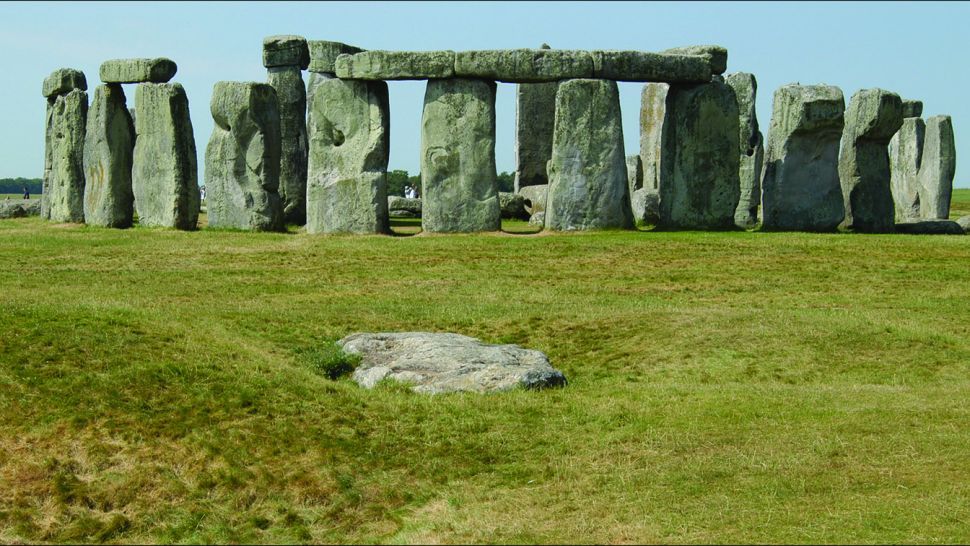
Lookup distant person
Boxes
[200,185,206,202]
[23,186,29,200]
[404,184,412,199]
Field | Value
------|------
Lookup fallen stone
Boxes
[725,72,764,229]
[42,68,87,98]
[889,117,924,220]
[205,81,284,231]
[761,84,846,231]
[639,83,669,191]
[83,84,135,228]
[0,199,41,219]
[917,115,956,219]
[46,88,87,223]
[956,215,970,233]
[308,40,365,74]
[518,184,547,215]
[267,65,308,225]
[631,188,660,225]
[388,196,422,215]
[306,78,390,234]
[546,79,634,231]
[132,82,200,230]
[591,50,712,82]
[658,80,740,230]
[338,332,567,394]
[901,99,923,118]
[421,78,501,233]
[661,45,728,75]
[528,210,545,227]
[839,88,903,233]
[499,192,530,220]
[894,219,965,235]
[262,35,309,69]
[454,49,592,82]
[335,50,455,80]
[99,58,177,84]
[513,49,558,191]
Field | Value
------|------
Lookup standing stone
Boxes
[83,84,135,228]
[639,83,669,191]
[889,116,924,220]
[205,82,284,231]
[42,68,87,221]
[626,154,643,194]
[839,88,903,233]
[264,35,309,225]
[421,78,500,233]
[132,82,200,230]
[658,81,740,230]
[47,89,88,223]
[306,78,390,234]
[725,72,764,229]
[514,44,557,192]
[545,79,633,231]
[761,84,845,231]
[917,115,956,219]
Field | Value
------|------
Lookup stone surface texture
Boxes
[306,78,390,234]
[335,50,455,80]
[83,84,135,228]
[132,82,200,230]
[262,35,309,69]
[205,81,284,231]
[889,117,925,220]
[513,71,558,191]
[631,188,661,225]
[956,215,970,233]
[46,88,88,223]
[591,50,712,82]
[626,154,643,193]
[725,72,764,229]
[518,184,547,215]
[894,219,965,235]
[388,196,421,215]
[99,58,177,84]
[839,88,903,233]
[499,192,530,220]
[0,200,41,219]
[901,100,923,118]
[420,78,501,233]
[455,49,593,82]
[661,45,728,75]
[338,332,567,394]
[761,84,846,231]
[639,83,669,192]
[267,66,309,224]
[308,40,364,74]
[917,115,956,219]
[545,79,634,231]
[42,68,87,98]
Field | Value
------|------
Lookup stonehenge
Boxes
[100,58,177,84]
[513,44,557,192]
[917,115,956,219]
[265,35,310,225]
[725,72,764,229]
[83,83,135,228]
[43,68,88,223]
[639,83,668,191]
[889,101,925,220]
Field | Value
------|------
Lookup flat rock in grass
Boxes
[661,45,728,75]
[263,35,309,69]
[42,68,87,98]
[0,199,40,219]
[517,183,547,215]
[894,219,965,235]
[591,50,712,82]
[956,215,970,233]
[335,50,455,80]
[99,58,177,83]
[338,332,567,394]
[388,196,422,215]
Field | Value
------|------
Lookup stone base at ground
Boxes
[956,215,970,233]
[894,219,965,235]
[499,192,530,220]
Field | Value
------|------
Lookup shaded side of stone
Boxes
[308,40,364,74]
[47,89,88,223]
[725,72,764,229]
[513,79,558,191]
[83,84,135,228]
[917,115,956,219]
[894,219,964,235]
[639,83,669,191]
[43,68,87,98]
[901,99,923,118]
[268,66,308,225]
[454,49,593,82]
[499,192,530,220]
[335,50,455,80]
[889,117,924,220]
[263,35,309,69]
[100,58,177,84]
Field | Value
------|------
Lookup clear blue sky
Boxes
[2,1,968,187]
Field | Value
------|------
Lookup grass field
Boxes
[0,191,969,543]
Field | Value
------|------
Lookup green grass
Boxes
[0,194,39,200]
[949,188,970,218]
[1,215,969,544]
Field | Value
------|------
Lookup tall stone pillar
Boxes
[917,115,956,219]
[888,100,925,220]
[639,82,668,192]
[513,43,557,192]
[725,72,764,229]
[839,88,903,233]
[42,68,88,223]
[421,78,500,233]
[83,84,135,228]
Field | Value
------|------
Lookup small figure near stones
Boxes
[23,186,29,200]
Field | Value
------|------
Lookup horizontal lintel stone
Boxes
[454,49,594,82]
[308,40,365,73]
[263,35,309,69]
[100,58,177,84]
[591,50,712,82]
[335,50,455,80]
[661,45,728,75]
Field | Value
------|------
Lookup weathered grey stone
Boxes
[631,188,660,225]
[513,51,558,191]
[306,78,390,234]
[99,58,177,84]
[546,79,634,231]
[658,81,740,230]
[894,219,965,235]
[626,154,643,193]
[455,49,592,82]
[499,192,530,220]
[917,115,956,219]
[335,50,455,80]
[901,99,923,119]
[761,84,845,231]
[42,68,87,98]
[262,35,309,69]
[42,102,53,219]
[518,184,547,215]
[388,196,421,215]
[725,72,764,229]
[956,215,970,233]
[889,117,925,220]
[661,45,728,75]
[267,66,308,225]
[46,89,87,223]
[639,83,668,191]
[132,82,200,230]
[528,211,545,227]
[420,78,500,233]
[338,332,567,394]
[591,50,713,82]
[839,88,903,233]
[0,199,41,219]
[308,40,365,74]
[205,82,284,232]
[83,84,134,228]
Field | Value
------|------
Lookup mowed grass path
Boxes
[1,192,969,543]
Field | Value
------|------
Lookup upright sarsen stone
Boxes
[889,116,924,220]
[918,115,956,219]
[267,66,308,225]
[639,83,668,191]
[839,88,903,233]
[725,72,764,229]
[545,79,633,231]
[132,82,200,230]
[761,84,845,231]
[205,82,283,231]
[421,78,500,233]
[83,84,135,227]
[514,44,557,192]
[306,78,390,234]
[46,88,88,223]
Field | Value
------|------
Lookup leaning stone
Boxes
[335,50,455,80]
[267,65,308,225]
[0,200,41,219]
[658,81,740,230]
[761,84,845,231]
[388,196,422,216]
[83,84,135,228]
[308,40,365,74]
[262,35,309,69]
[513,48,558,192]
[454,49,592,82]
[42,68,87,98]
[725,72,764,229]
[338,332,567,394]
[661,45,728,75]
[499,192,530,220]
[917,115,956,220]
[591,50,712,82]
[517,184,547,215]
[420,78,501,233]
[306,78,390,234]
[99,58,177,84]
[839,88,903,233]
[631,188,660,225]
[46,88,87,223]
[901,99,923,118]
[889,117,924,220]
[956,215,970,233]
[205,81,284,231]
[639,83,669,191]
[132,82,200,230]
[546,79,634,231]
[894,219,965,235]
